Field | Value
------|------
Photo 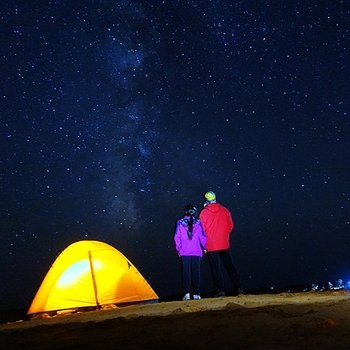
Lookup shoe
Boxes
[214,290,226,298]
[193,295,201,300]
[231,288,244,296]
[183,293,191,301]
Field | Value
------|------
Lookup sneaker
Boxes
[183,293,191,301]
[231,288,244,296]
[214,290,226,298]
[193,295,201,300]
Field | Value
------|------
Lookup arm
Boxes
[226,209,234,234]
[199,221,207,250]
[174,222,182,253]
[199,210,207,233]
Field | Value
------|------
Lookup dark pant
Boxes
[181,256,201,295]
[207,249,240,294]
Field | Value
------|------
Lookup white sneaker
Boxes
[193,294,201,300]
[183,293,191,301]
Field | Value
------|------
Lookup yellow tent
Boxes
[28,240,158,315]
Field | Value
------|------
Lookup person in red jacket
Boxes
[199,191,241,297]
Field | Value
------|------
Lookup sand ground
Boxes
[1,291,350,349]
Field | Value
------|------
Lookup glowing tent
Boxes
[28,240,158,315]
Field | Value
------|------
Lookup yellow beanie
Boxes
[204,191,216,202]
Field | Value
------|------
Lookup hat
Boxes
[204,191,216,202]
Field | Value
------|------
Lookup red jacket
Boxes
[199,203,234,251]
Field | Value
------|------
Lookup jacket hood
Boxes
[204,203,222,212]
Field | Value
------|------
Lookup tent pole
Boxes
[88,251,101,310]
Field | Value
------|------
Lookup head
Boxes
[184,204,197,239]
[204,191,216,204]
[184,204,197,217]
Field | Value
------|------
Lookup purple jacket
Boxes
[174,216,207,257]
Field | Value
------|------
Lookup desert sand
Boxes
[1,291,350,349]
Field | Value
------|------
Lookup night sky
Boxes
[1,1,349,310]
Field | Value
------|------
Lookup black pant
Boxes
[181,256,201,295]
[207,249,240,293]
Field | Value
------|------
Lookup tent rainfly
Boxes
[28,240,158,315]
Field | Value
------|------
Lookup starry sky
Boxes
[1,1,349,309]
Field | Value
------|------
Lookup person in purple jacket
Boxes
[174,204,207,301]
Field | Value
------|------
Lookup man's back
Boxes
[199,203,234,251]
